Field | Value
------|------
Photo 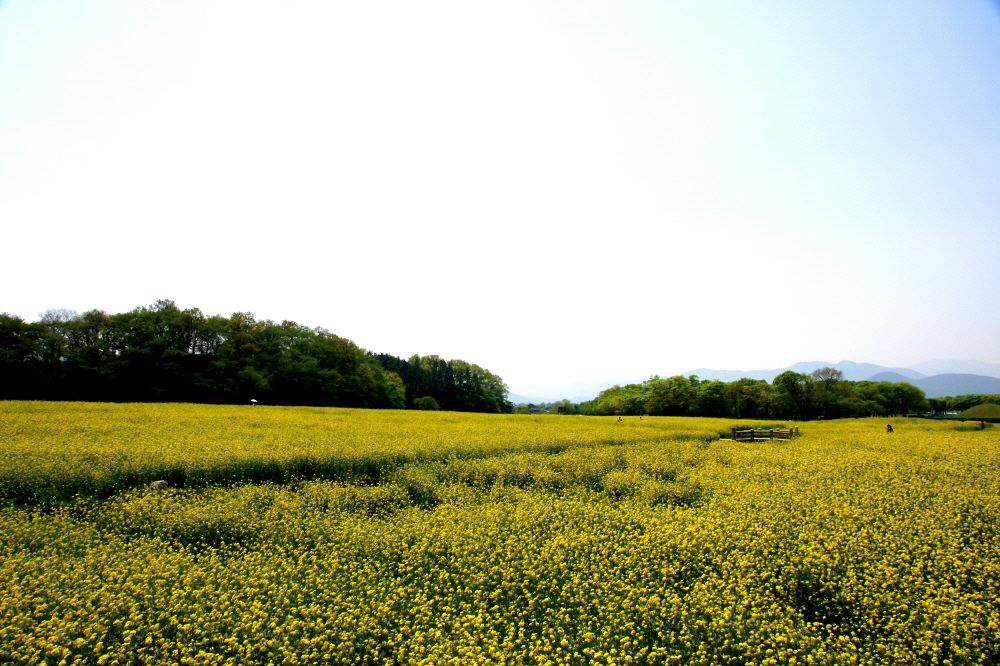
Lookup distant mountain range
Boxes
[684,360,1000,398]
[683,360,927,383]
[866,372,1000,399]
[509,359,1000,403]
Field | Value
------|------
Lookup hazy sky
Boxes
[2,0,999,393]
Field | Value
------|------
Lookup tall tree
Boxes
[772,370,808,418]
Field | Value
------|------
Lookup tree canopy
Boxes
[370,353,512,413]
[0,300,512,413]
[577,368,931,419]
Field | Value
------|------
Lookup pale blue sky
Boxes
[2,1,999,392]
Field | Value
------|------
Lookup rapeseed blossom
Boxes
[0,402,997,664]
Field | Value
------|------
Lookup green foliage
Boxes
[773,370,809,418]
[589,370,933,421]
[371,353,513,413]
[413,396,441,411]
[644,375,698,416]
[0,300,509,413]
[948,393,1000,412]
[382,371,406,410]
[595,383,647,415]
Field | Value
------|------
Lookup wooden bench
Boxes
[730,427,799,442]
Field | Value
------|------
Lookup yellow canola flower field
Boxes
[0,401,729,504]
[1,401,998,665]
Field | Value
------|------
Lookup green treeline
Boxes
[578,369,932,419]
[0,300,512,413]
[942,393,1000,413]
[371,354,512,413]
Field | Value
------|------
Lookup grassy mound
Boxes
[959,403,1000,417]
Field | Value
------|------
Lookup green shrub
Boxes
[413,396,441,411]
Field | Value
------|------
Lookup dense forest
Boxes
[574,369,935,419]
[0,300,513,413]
